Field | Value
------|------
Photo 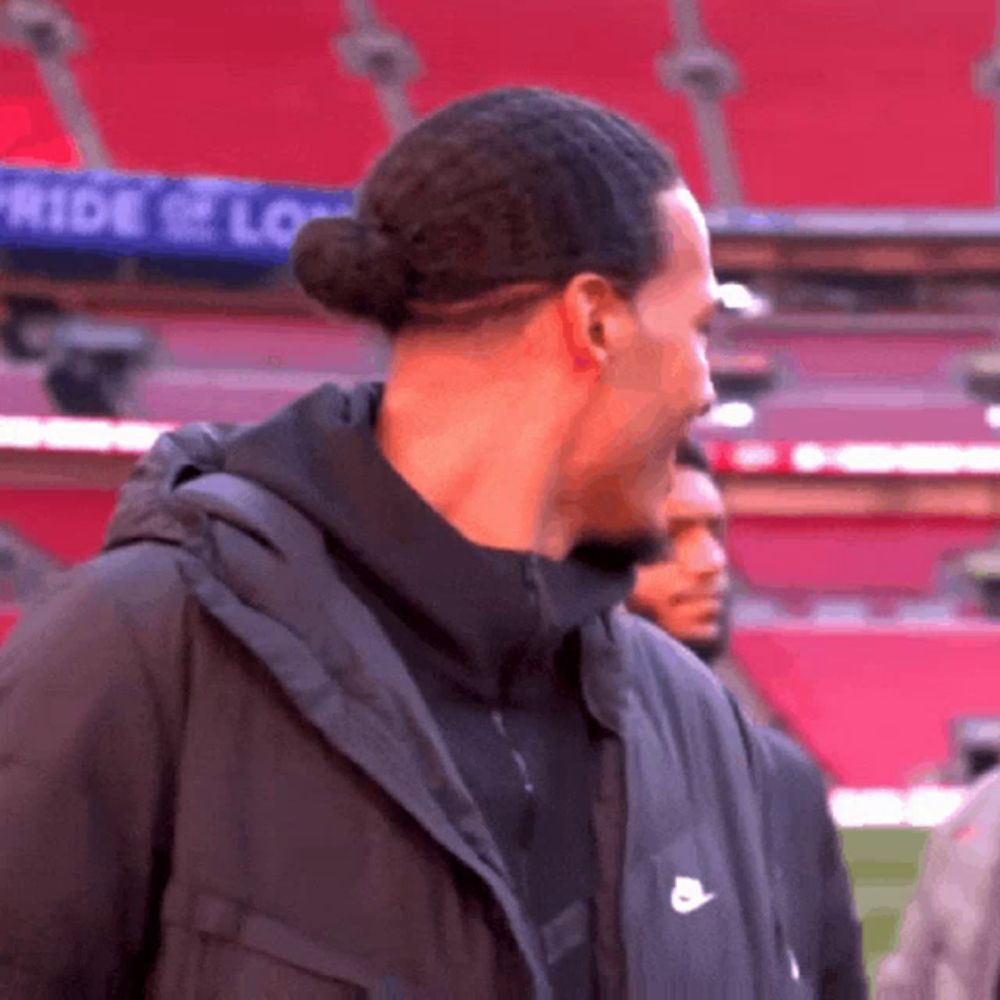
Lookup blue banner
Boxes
[0,166,354,264]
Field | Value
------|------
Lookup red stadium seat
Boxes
[0,1,990,204]
[730,330,994,383]
[0,488,117,565]
[65,0,386,186]
[701,0,993,206]
[383,0,703,189]
[0,365,53,416]
[747,399,993,442]
[732,623,1000,786]
[707,327,998,441]
[0,49,79,166]
[134,370,328,423]
[149,315,381,374]
[728,515,997,596]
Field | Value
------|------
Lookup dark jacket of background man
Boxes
[630,438,868,1000]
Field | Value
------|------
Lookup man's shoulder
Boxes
[938,768,1000,840]
[614,608,722,696]
[54,541,193,619]
[611,610,745,740]
[0,542,199,759]
[752,726,834,829]
[757,726,826,788]
[2,542,196,681]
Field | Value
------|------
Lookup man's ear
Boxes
[559,273,633,371]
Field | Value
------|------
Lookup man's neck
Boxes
[375,339,585,559]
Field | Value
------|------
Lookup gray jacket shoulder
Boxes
[877,770,1000,999]
[54,542,195,648]
[757,726,827,796]
[0,542,199,727]
[613,609,726,700]
[611,609,755,757]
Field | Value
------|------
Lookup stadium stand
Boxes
[1,0,995,204]
[2,306,993,442]
[703,322,1000,441]
[0,486,114,564]
[728,515,999,599]
[732,624,1000,786]
[0,47,78,166]
[0,361,50,413]
[741,396,991,442]
[134,374,324,424]
[148,315,381,374]
[730,329,996,382]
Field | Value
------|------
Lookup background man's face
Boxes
[629,465,729,644]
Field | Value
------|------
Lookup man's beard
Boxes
[571,532,667,574]
[679,597,731,666]
[630,594,732,667]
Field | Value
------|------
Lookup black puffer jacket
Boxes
[0,384,795,998]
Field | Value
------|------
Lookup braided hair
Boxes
[292,87,680,332]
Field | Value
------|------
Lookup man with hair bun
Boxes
[0,87,794,997]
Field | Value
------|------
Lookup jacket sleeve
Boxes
[0,560,179,997]
[816,793,868,1000]
[872,829,943,1000]
[873,772,1000,1000]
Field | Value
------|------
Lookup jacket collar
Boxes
[219,381,634,705]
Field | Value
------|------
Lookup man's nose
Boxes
[691,532,727,577]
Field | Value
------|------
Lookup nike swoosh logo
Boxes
[671,886,716,914]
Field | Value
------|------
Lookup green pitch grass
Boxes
[840,827,929,985]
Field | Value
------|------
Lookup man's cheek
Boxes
[670,602,721,636]
[659,600,695,636]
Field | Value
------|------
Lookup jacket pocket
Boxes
[151,882,409,1000]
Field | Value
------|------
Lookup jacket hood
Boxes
[106,381,635,704]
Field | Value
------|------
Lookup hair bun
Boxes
[291,216,409,330]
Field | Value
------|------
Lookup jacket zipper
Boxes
[490,707,538,904]
[489,554,547,910]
